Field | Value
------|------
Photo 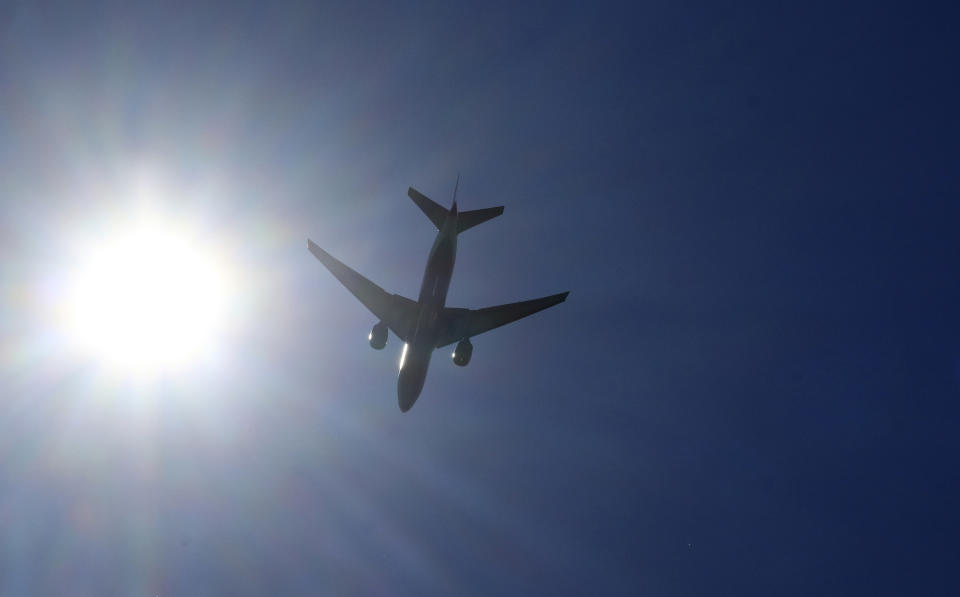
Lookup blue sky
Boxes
[0,1,958,595]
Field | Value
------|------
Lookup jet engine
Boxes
[369,321,388,349]
[452,338,473,366]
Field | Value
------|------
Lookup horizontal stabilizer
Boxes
[457,206,504,233]
[408,187,447,230]
[409,186,503,233]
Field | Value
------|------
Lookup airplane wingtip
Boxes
[307,239,327,260]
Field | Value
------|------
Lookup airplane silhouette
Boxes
[308,183,568,412]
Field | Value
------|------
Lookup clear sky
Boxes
[1,1,958,595]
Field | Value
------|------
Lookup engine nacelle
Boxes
[369,321,387,349]
[452,338,473,366]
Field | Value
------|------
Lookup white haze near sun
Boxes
[47,166,249,379]
[61,215,229,374]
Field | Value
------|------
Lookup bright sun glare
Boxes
[61,210,234,375]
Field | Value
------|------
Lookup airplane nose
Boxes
[397,382,419,412]
[397,370,423,412]
[397,342,429,412]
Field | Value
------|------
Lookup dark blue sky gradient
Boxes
[1,1,958,594]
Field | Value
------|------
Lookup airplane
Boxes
[307,182,569,412]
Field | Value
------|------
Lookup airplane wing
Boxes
[307,239,419,341]
[435,291,569,348]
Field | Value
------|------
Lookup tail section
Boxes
[408,187,448,229]
[408,186,504,233]
[456,206,504,233]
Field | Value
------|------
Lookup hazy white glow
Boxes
[61,211,235,375]
[399,342,409,371]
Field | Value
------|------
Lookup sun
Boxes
[60,210,235,376]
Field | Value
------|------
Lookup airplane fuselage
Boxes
[397,204,459,411]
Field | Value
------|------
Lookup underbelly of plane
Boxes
[397,343,431,412]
